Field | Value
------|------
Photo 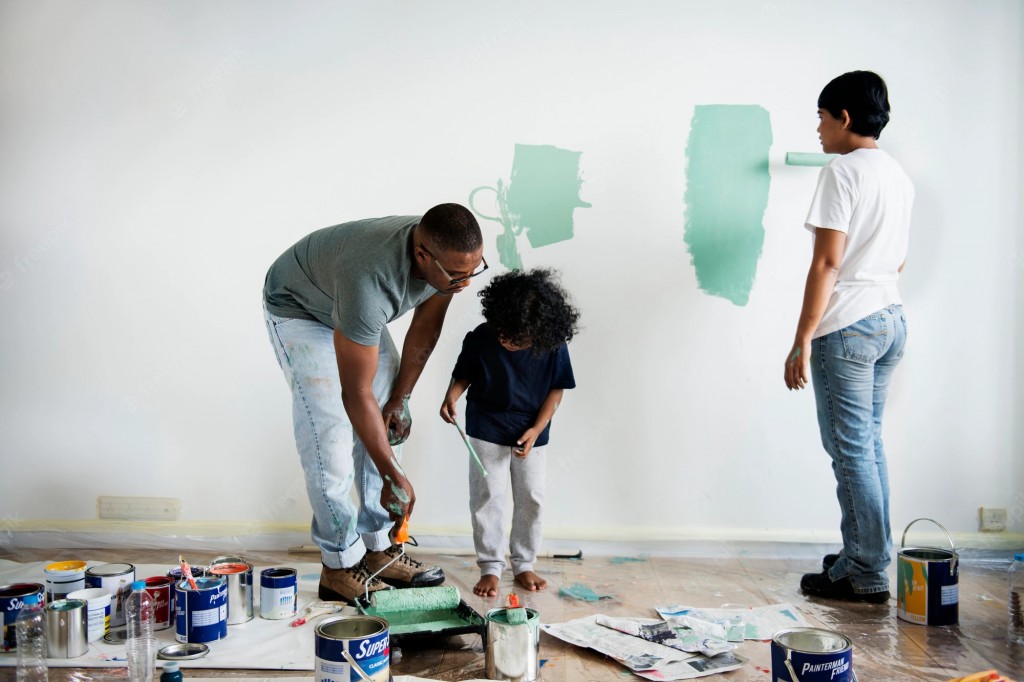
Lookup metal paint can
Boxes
[210,555,245,566]
[45,599,89,659]
[85,563,135,628]
[260,568,297,620]
[166,566,209,582]
[175,577,227,644]
[315,615,390,682]
[771,627,853,682]
[67,587,112,642]
[897,518,959,626]
[485,608,541,682]
[144,576,176,631]
[0,583,45,652]
[43,561,87,603]
[208,562,254,624]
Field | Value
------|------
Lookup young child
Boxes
[440,269,579,597]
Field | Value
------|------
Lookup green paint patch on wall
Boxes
[470,143,590,270]
[684,105,772,306]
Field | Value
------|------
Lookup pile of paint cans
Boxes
[1,556,299,659]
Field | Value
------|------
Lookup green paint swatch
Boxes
[684,105,772,306]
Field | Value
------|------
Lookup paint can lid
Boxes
[104,627,129,644]
[158,643,210,660]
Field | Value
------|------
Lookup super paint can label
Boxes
[315,615,390,682]
[0,583,45,652]
[175,577,228,644]
[771,627,853,682]
[260,568,297,620]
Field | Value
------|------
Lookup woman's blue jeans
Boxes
[812,304,907,594]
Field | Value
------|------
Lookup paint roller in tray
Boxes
[359,585,486,640]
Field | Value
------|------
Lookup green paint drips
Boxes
[683,105,772,306]
[558,583,612,601]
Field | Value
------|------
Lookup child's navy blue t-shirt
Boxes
[452,323,575,447]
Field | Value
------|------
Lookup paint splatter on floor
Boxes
[609,556,647,564]
[558,583,613,601]
[683,104,772,306]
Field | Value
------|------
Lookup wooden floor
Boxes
[1,546,1021,681]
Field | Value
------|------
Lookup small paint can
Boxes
[45,599,89,659]
[144,576,176,631]
[85,563,135,628]
[260,567,297,620]
[897,518,959,626]
[771,627,853,682]
[43,560,87,603]
[67,587,112,642]
[166,566,209,582]
[315,615,390,682]
[0,583,45,652]
[208,562,254,624]
[485,608,541,682]
[175,577,227,644]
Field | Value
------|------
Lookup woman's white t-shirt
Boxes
[805,148,914,339]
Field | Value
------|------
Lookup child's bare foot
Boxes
[473,574,500,597]
[514,570,547,591]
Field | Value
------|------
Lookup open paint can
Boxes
[0,583,45,652]
[85,563,135,629]
[897,518,959,626]
[46,599,89,659]
[315,615,390,682]
[771,627,853,682]
[44,561,87,603]
[260,567,297,620]
[175,577,227,644]
[208,562,253,624]
[485,608,541,682]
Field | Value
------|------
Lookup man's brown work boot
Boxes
[318,558,392,603]
[363,545,445,588]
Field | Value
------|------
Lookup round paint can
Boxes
[44,561,87,603]
[45,599,89,659]
[175,577,227,644]
[260,568,297,620]
[85,563,135,628]
[208,562,254,624]
[166,566,209,582]
[67,587,112,642]
[210,555,245,566]
[0,583,45,652]
[897,518,959,626]
[485,608,541,682]
[144,576,176,631]
[315,615,390,682]
[771,627,853,682]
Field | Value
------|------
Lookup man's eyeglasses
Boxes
[419,244,488,286]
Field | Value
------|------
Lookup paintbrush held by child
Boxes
[440,269,579,598]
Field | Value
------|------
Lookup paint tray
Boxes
[357,598,486,646]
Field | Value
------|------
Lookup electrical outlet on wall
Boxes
[979,506,1008,532]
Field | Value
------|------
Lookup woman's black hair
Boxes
[818,70,891,139]
[478,268,580,353]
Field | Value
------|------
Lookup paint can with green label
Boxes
[897,518,959,626]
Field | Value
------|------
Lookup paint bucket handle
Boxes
[900,518,958,573]
[784,657,803,682]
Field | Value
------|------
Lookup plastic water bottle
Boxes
[1010,553,1024,645]
[15,593,47,682]
[126,580,156,682]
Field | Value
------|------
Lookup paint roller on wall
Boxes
[785,152,837,167]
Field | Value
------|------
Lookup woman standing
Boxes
[785,71,914,603]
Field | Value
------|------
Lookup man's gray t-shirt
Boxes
[263,216,437,346]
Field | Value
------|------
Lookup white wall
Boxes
[1,0,1021,547]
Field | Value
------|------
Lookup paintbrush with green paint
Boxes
[452,420,487,477]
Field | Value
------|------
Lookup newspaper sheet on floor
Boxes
[654,603,810,641]
[540,615,744,680]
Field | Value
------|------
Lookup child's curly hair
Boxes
[479,268,580,353]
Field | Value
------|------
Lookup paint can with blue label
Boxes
[315,615,390,682]
[771,628,853,682]
[85,563,135,629]
[175,577,227,644]
[260,568,297,620]
[0,583,45,652]
[897,518,959,626]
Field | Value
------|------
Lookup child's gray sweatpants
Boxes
[467,436,546,577]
